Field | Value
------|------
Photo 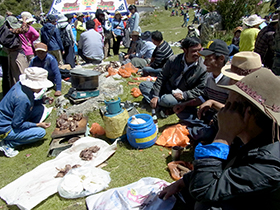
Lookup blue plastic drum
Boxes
[126,114,157,149]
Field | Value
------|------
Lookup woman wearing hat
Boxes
[111,11,124,55]
[239,14,265,52]
[18,11,40,62]
[4,15,30,87]
[0,67,53,158]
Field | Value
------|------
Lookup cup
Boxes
[171,146,184,161]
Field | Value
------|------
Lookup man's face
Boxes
[203,54,220,73]
[36,50,47,60]
[184,44,201,63]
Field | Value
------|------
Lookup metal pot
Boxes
[70,69,100,90]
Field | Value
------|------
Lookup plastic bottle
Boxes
[152,109,158,132]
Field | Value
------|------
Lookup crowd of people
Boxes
[1,4,280,210]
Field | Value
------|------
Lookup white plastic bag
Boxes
[58,166,111,199]
[86,177,176,210]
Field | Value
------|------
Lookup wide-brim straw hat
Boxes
[243,14,265,27]
[219,68,280,126]
[221,51,262,81]
[19,67,53,89]
[19,11,35,23]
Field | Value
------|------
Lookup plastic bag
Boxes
[106,67,118,77]
[168,161,193,180]
[86,177,176,210]
[131,87,142,98]
[118,62,138,78]
[58,166,111,199]
[156,124,190,147]
[90,123,106,136]
[103,109,129,139]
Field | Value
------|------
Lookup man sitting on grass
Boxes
[141,30,174,77]
[139,37,206,118]
[173,39,230,142]
[0,67,53,158]
[159,68,280,210]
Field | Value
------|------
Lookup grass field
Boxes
[0,5,271,210]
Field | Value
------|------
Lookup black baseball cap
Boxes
[199,39,229,56]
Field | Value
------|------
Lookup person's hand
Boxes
[54,90,62,97]
[150,97,158,109]
[216,101,250,144]
[62,51,65,55]
[197,100,214,119]
[37,122,51,129]
[158,178,185,200]
[124,54,129,59]
[173,93,184,101]
[173,103,185,114]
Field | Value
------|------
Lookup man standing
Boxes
[78,20,104,64]
[0,67,53,158]
[254,13,278,69]
[40,14,64,66]
[159,68,280,210]
[141,30,174,76]
[139,37,206,116]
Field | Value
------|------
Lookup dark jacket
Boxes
[41,22,64,52]
[184,132,280,210]
[152,53,207,100]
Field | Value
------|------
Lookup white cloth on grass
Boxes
[0,137,117,210]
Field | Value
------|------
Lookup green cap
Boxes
[6,16,21,29]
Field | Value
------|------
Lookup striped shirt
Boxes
[150,41,173,69]
[199,72,230,104]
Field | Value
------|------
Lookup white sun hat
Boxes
[19,67,53,89]
[19,11,36,23]
[243,14,265,27]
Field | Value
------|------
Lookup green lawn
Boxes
[0,7,237,210]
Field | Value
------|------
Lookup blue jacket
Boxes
[40,22,64,51]
[29,54,61,91]
[111,19,124,36]
[0,82,40,134]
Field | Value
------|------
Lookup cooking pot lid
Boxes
[70,69,101,77]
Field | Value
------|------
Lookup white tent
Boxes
[48,0,129,15]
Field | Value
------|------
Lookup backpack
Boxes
[59,25,71,47]
[0,24,21,49]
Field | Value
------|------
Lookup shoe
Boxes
[0,141,19,158]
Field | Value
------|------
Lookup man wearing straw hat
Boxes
[239,14,265,52]
[159,68,280,209]
[196,52,265,142]
[0,67,53,158]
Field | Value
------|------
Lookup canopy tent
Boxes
[48,0,129,15]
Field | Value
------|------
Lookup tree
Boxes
[198,0,265,30]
